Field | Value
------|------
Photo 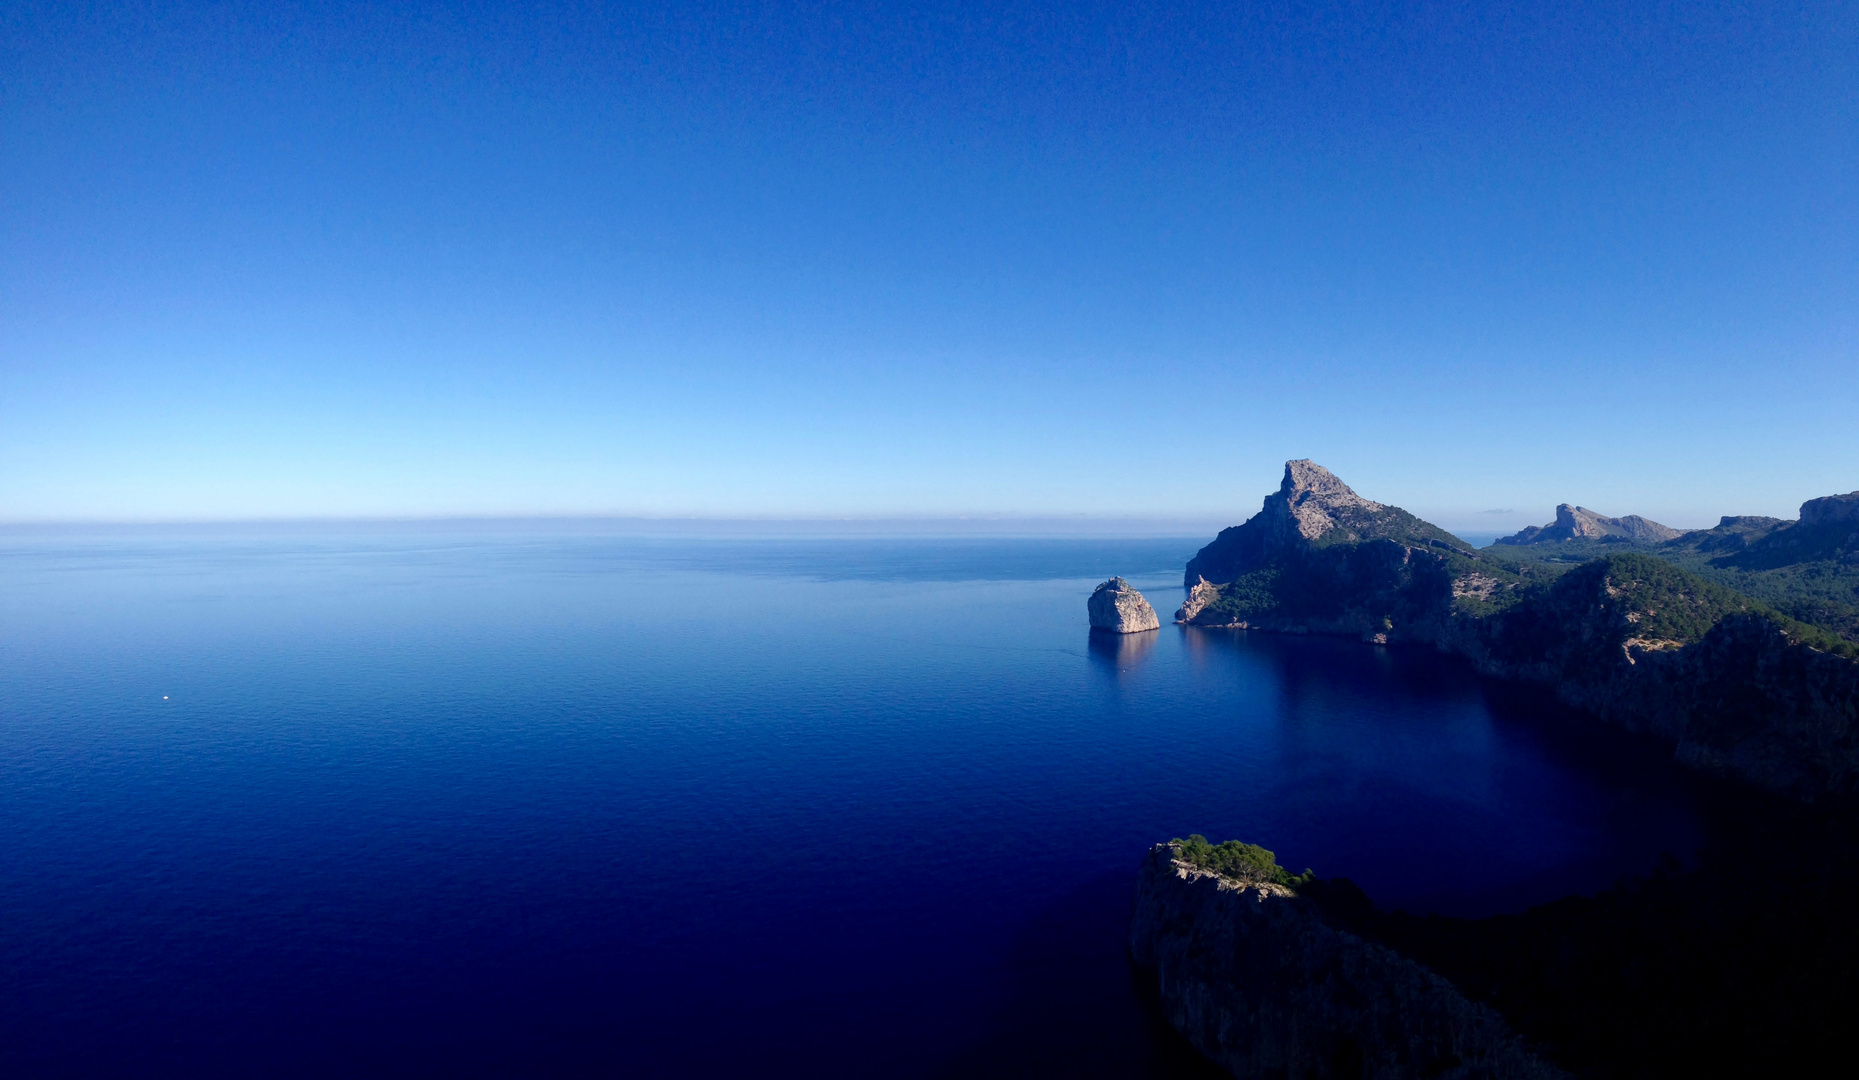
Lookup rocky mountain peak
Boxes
[1277,459,1385,540]
[1184,460,1468,588]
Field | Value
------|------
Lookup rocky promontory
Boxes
[1176,461,1859,798]
[1129,842,1562,1080]
[1088,577,1160,633]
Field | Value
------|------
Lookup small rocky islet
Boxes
[1105,460,1859,1078]
[1086,576,1161,633]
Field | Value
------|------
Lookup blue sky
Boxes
[3,1,1854,531]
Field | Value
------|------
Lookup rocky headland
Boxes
[1088,576,1161,633]
[1143,466,1859,1079]
[1175,461,1859,798]
[1129,841,1563,1080]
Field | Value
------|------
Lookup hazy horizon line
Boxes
[0,512,1254,539]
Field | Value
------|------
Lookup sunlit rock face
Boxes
[1175,576,1220,624]
[1184,460,1473,589]
[1088,577,1160,633]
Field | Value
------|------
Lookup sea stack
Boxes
[1088,577,1161,633]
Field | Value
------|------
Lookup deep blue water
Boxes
[0,532,1712,1077]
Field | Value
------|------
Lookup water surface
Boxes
[0,531,1710,1077]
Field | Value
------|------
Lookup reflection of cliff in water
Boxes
[1309,789,1859,1079]
[1160,629,1859,1077]
[1088,627,1157,676]
[1173,624,1714,916]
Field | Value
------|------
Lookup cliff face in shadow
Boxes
[1179,463,1859,799]
[1128,844,1564,1080]
[1297,791,1859,1079]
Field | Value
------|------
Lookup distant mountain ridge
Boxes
[1493,492,1859,645]
[1496,504,1681,546]
[1178,462,1859,799]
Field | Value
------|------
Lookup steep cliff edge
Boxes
[1128,843,1563,1080]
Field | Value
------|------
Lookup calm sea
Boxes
[0,531,1710,1077]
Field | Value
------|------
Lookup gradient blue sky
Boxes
[3,1,1854,530]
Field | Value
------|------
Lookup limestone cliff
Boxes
[1088,577,1161,633]
[1712,493,1859,570]
[1128,843,1563,1080]
[1175,577,1221,624]
[1802,491,1859,527]
[1185,460,1473,588]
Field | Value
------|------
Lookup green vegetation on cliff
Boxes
[1173,834,1315,888]
[1493,529,1859,647]
[1490,553,1856,664]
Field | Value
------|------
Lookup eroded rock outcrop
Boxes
[1801,491,1859,527]
[1496,505,1680,546]
[1129,843,1564,1080]
[1175,576,1220,624]
[1088,577,1160,633]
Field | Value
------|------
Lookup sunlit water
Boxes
[0,531,1710,1077]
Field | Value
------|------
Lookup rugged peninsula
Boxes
[1176,461,1859,798]
[1142,470,1859,1076]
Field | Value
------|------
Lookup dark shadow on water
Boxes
[929,873,1222,1080]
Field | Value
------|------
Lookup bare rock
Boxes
[1088,577,1160,633]
[1801,491,1859,527]
[1184,460,1465,587]
[1176,576,1221,623]
[1278,458,1387,540]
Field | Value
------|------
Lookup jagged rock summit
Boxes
[1184,460,1472,587]
[1088,577,1160,633]
[1277,458,1387,541]
[1496,505,1680,546]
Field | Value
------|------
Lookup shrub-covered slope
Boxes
[1489,499,1859,647]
